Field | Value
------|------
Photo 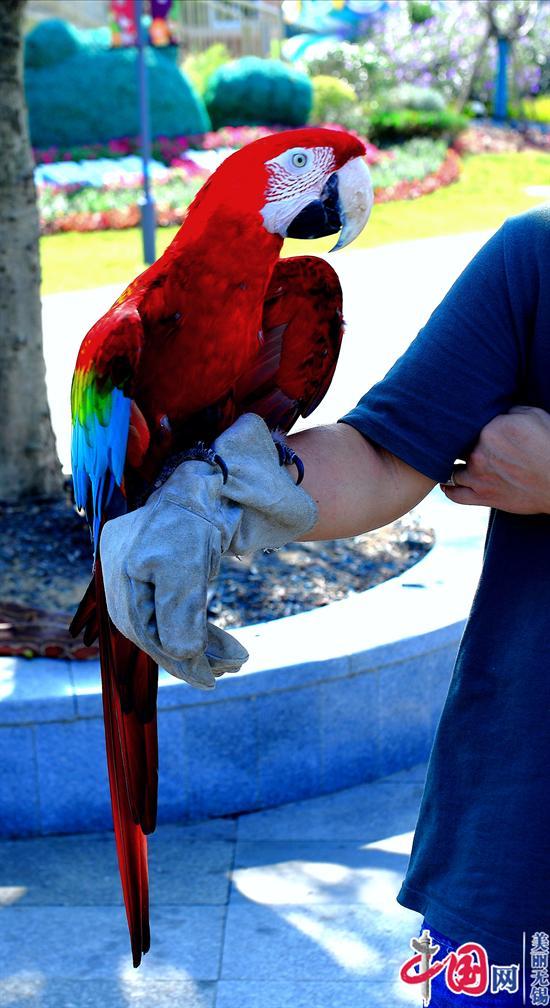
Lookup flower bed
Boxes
[454,121,550,156]
[373,146,460,203]
[37,133,460,236]
[39,169,206,235]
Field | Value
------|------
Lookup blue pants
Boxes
[419,921,525,1007]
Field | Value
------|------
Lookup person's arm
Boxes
[287,422,435,540]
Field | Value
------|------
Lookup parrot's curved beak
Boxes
[285,156,373,249]
[329,156,373,251]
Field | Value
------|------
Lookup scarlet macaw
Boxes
[70,128,373,966]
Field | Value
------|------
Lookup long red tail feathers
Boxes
[71,564,158,968]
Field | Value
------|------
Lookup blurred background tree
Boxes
[0,0,62,500]
[302,0,550,121]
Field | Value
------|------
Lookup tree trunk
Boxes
[0,0,62,500]
[455,18,492,113]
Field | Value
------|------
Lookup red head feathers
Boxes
[183,127,373,251]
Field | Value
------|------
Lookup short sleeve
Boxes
[340,218,534,482]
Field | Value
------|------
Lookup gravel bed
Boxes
[211,518,434,627]
[0,488,434,628]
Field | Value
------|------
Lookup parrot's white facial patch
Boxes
[260,145,336,237]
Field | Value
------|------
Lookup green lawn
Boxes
[40,152,549,296]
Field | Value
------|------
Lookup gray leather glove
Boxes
[99,414,318,690]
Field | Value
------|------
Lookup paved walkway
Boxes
[0,763,426,1006]
[42,230,494,472]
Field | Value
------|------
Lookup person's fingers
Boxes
[440,484,487,506]
[507,404,534,415]
[441,463,468,488]
[450,463,469,484]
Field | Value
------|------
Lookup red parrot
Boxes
[70,127,373,966]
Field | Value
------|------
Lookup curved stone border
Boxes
[0,492,487,838]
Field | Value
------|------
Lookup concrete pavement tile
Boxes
[319,673,380,791]
[148,832,233,904]
[0,658,75,726]
[0,977,216,1008]
[183,697,258,820]
[34,718,111,834]
[230,840,411,909]
[377,657,435,778]
[0,727,40,837]
[350,980,420,1005]
[149,818,237,841]
[220,901,422,980]
[0,905,224,980]
[256,686,322,807]
[156,709,186,824]
[0,830,233,906]
[0,834,120,907]
[215,979,418,1007]
[236,775,425,841]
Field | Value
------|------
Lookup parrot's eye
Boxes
[291,150,308,169]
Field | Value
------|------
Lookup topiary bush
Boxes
[204,57,312,129]
[24,18,211,148]
[309,75,358,125]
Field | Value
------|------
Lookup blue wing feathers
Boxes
[71,386,131,552]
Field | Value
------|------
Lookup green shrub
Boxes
[309,75,357,125]
[512,94,550,125]
[384,84,446,113]
[408,0,437,23]
[204,57,312,129]
[183,43,230,96]
[369,107,469,144]
[25,18,211,148]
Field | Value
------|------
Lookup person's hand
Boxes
[99,414,318,690]
[441,406,550,514]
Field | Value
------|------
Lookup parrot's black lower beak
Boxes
[285,173,341,240]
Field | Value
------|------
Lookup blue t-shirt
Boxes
[340,206,550,963]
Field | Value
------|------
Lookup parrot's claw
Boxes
[212,451,229,484]
[272,431,305,485]
[147,442,229,500]
[183,441,229,484]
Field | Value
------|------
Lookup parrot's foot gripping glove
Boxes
[99,414,318,690]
